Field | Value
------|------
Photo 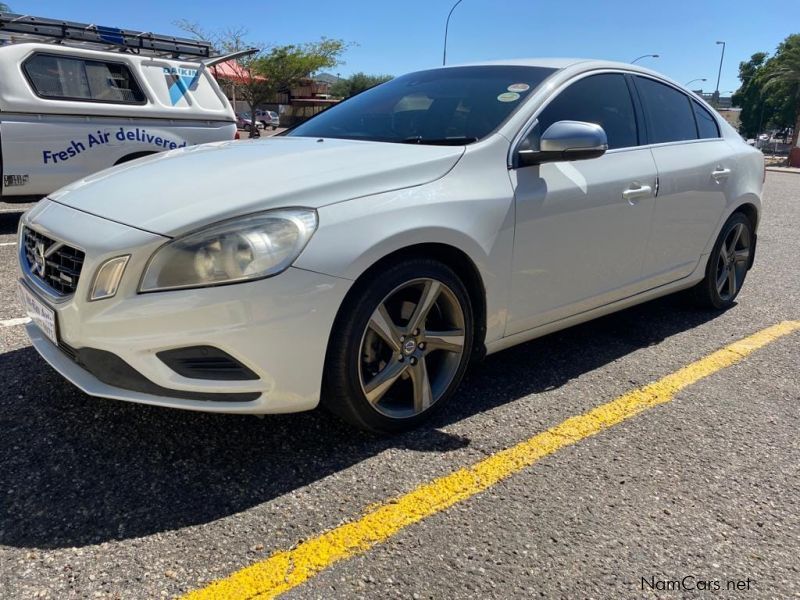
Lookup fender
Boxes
[700,192,761,258]
[296,181,516,345]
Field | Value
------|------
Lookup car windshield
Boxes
[287,65,556,145]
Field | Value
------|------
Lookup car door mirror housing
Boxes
[517,120,608,167]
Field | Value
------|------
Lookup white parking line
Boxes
[0,242,17,247]
[1,317,30,328]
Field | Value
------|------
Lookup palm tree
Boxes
[765,35,800,166]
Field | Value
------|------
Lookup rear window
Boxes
[23,54,146,104]
[634,76,697,144]
[692,100,721,139]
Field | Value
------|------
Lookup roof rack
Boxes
[0,12,215,59]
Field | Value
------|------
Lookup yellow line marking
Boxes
[184,320,800,600]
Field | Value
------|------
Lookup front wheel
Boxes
[323,259,474,433]
[689,212,754,309]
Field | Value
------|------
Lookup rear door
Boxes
[633,76,733,285]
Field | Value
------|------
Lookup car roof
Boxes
[443,58,737,142]
[441,57,667,78]
[450,57,592,69]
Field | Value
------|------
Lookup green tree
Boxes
[330,72,393,98]
[764,34,800,161]
[176,21,347,135]
[254,39,349,107]
[732,53,772,138]
[0,3,12,12]
[733,34,800,165]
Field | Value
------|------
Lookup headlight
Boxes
[139,208,318,292]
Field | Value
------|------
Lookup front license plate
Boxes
[18,282,58,345]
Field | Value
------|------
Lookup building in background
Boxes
[211,61,338,127]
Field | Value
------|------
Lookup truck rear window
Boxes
[23,53,146,105]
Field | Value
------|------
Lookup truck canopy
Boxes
[0,43,234,122]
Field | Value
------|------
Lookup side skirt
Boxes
[485,256,708,356]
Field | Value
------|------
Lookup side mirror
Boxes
[517,120,608,167]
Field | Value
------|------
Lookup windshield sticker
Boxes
[497,92,521,102]
[507,83,530,93]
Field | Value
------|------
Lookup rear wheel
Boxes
[689,212,754,309]
[323,259,473,433]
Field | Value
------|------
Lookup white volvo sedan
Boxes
[17,59,763,432]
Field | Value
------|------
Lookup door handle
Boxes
[711,167,731,181]
[622,184,652,203]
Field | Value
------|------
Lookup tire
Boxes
[688,212,754,309]
[323,258,474,433]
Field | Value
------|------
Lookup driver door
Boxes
[506,72,657,335]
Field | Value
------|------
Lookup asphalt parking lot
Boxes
[1,171,798,599]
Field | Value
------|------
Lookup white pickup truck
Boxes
[0,13,239,200]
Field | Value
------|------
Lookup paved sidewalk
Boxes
[765,166,800,175]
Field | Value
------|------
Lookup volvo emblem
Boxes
[32,240,47,278]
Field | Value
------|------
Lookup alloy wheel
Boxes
[358,278,466,419]
[715,222,751,302]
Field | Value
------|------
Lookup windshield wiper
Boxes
[399,136,478,146]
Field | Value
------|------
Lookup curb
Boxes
[765,167,800,175]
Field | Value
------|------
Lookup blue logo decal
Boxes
[163,67,202,106]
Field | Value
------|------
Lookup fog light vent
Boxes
[157,346,259,381]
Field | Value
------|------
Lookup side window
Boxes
[534,73,638,150]
[634,76,697,143]
[24,54,146,104]
[692,100,720,139]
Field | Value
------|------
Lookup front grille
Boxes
[22,227,85,296]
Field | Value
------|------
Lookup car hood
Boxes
[50,137,465,236]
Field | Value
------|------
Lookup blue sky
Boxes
[8,0,795,94]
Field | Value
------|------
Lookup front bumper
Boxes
[19,200,351,414]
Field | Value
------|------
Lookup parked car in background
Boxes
[237,111,279,133]
[0,13,237,201]
[18,59,762,432]
[254,109,280,130]
[235,113,258,129]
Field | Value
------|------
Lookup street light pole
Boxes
[442,0,464,66]
[714,41,726,106]
[631,54,659,64]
